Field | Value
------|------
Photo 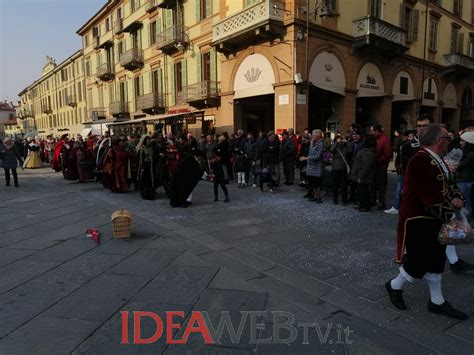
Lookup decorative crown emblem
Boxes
[324,63,333,72]
[244,68,262,83]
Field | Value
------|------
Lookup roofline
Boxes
[18,49,84,96]
[76,0,116,36]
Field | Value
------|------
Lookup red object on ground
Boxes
[86,228,100,245]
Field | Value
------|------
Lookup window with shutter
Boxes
[150,21,157,45]
[451,27,459,53]
[458,33,464,54]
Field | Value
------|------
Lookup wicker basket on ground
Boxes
[111,209,132,238]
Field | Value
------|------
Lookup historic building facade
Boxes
[17,0,474,138]
[17,51,88,138]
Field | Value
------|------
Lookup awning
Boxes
[356,63,385,98]
[107,111,204,126]
[308,52,346,97]
[422,78,438,107]
[443,83,457,109]
[392,71,415,102]
[80,128,92,137]
[233,54,275,99]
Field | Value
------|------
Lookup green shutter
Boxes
[169,64,175,105]
[158,69,163,93]
[138,28,142,49]
[157,17,161,33]
[196,0,201,21]
[412,9,419,42]
[166,10,173,28]
[182,59,187,88]
[149,71,153,93]
[210,49,217,82]
[140,75,144,96]
[206,0,212,17]
[196,55,201,82]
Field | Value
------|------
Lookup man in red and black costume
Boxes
[386,124,467,320]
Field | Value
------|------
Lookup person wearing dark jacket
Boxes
[330,136,352,205]
[245,133,259,187]
[350,135,376,211]
[262,132,280,186]
[209,153,230,202]
[456,131,474,220]
[214,135,231,182]
[1,138,24,187]
[280,131,295,185]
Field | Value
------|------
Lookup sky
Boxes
[0,0,105,103]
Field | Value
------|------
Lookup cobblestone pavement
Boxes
[0,167,473,354]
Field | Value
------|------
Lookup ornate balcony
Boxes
[146,0,159,12]
[156,26,188,55]
[89,108,107,121]
[122,21,142,33]
[109,101,129,117]
[353,16,408,56]
[442,53,474,78]
[183,81,220,109]
[66,95,77,107]
[96,63,115,81]
[156,0,176,8]
[114,19,123,34]
[137,92,166,114]
[211,0,285,55]
[120,48,144,71]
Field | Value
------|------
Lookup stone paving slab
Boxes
[134,264,219,306]
[0,279,81,337]
[320,289,400,326]
[0,259,61,294]
[27,238,99,262]
[35,252,126,285]
[106,248,182,277]
[44,273,150,322]
[0,316,101,355]
[0,248,36,267]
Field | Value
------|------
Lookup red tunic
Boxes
[396,148,464,263]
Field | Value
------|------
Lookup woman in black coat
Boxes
[1,138,24,187]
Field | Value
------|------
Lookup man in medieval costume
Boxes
[102,138,129,193]
[95,132,111,183]
[136,135,157,200]
[386,124,467,320]
[169,149,205,208]
[52,134,71,179]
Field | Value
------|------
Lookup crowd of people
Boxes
[0,120,473,216]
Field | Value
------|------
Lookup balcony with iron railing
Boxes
[96,63,115,81]
[443,53,474,73]
[66,95,77,107]
[137,92,166,114]
[120,48,144,71]
[146,0,159,13]
[114,19,123,34]
[212,0,285,54]
[109,101,129,117]
[156,0,176,8]
[353,16,408,56]
[156,25,188,54]
[89,108,107,121]
[183,80,220,109]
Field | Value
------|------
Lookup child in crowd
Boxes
[209,153,230,202]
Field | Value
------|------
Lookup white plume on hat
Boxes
[461,131,474,144]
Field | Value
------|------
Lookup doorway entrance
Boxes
[233,94,274,135]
